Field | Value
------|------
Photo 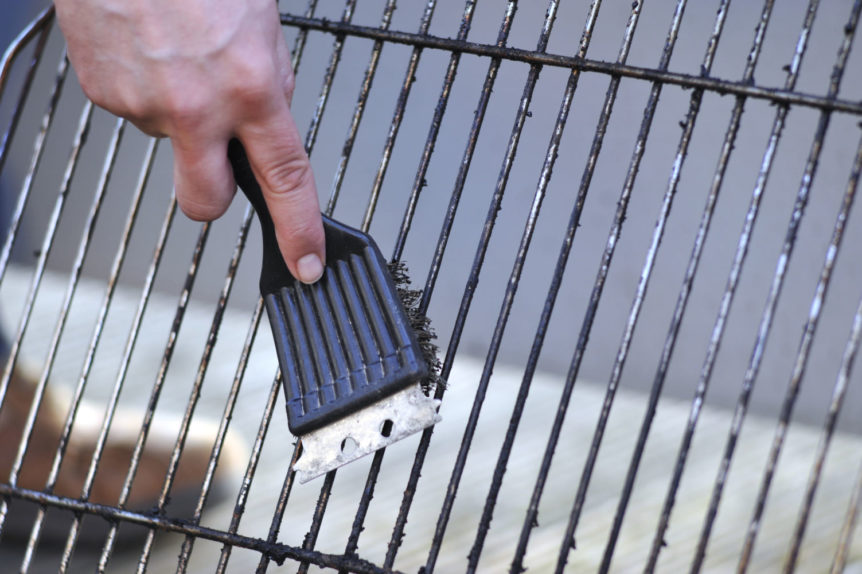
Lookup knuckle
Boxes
[260,156,313,197]
[230,60,276,109]
[162,91,208,132]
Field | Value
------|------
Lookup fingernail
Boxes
[296,253,324,284]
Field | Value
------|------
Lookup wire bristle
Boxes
[388,260,443,394]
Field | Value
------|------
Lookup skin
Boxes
[53,0,325,283]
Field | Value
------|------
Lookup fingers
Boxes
[238,103,325,285]
[172,135,236,222]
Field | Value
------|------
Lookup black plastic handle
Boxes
[227,139,295,294]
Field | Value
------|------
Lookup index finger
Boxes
[237,103,326,285]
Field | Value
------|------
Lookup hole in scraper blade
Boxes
[380,419,394,438]
[341,437,358,456]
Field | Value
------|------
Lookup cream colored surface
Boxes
[1,266,858,572]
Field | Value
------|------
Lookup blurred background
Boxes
[2,1,862,572]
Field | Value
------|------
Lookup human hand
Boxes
[54,0,325,284]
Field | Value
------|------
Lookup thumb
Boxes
[238,106,325,285]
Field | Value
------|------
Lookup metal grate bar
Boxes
[297,472,336,574]
[0,99,93,537]
[389,0,477,266]
[136,206,252,567]
[508,1,645,569]
[425,0,562,569]
[119,221,211,573]
[646,0,821,568]
[380,0,476,565]
[360,1,437,232]
[45,136,161,570]
[514,1,690,570]
[0,483,398,574]
[213,363,278,573]
[65,186,175,570]
[17,116,126,573]
[46,190,196,569]
[337,2,441,559]
[303,0,357,161]
[467,0,603,570]
[735,3,862,569]
[595,0,733,569]
[325,0,397,218]
[0,8,52,179]
[255,429,302,573]
[386,0,518,568]
[289,0,318,75]
[783,131,862,572]
[832,459,862,573]
[290,1,362,570]
[176,298,265,571]
[62,211,205,571]
[643,0,775,568]
[279,12,862,116]
[0,49,69,294]
[136,206,254,569]
[693,0,855,569]
[294,4,404,571]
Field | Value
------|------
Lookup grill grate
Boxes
[1,1,862,572]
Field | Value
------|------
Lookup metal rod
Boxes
[686,0,836,569]
[59,215,208,572]
[279,13,862,117]
[26,135,161,570]
[0,5,53,94]
[830,459,862,574]
[360,0,438,231]
[387,0,523,568]
[736,4,861,569]
[0,9,52,180]
[591,0,732,570]
[288,1,362,569]
[303,0,357,157]
[501,3,645,566]
[15,117,126,573]
[465,0,602,564]
[616,0,817,567]
[175,296,264,572]
[340,5,440,562]
[0,49,69,291]
[41,185,173,571]
[296,471,336,574]
[290,0,319,75]
[213,362,277,573]
[0,482,400,574]
[338,448,385,574]
[783,133,862,573]
[425,0,564,570]
[643,1,775,570]
[325,0,397,216]
[254,431,303,573]
[388,0,478,266]
[0,99,93,539]
[135,206,253,570]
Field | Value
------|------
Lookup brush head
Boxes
[261,232,431,436]
[228,140,442,481]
